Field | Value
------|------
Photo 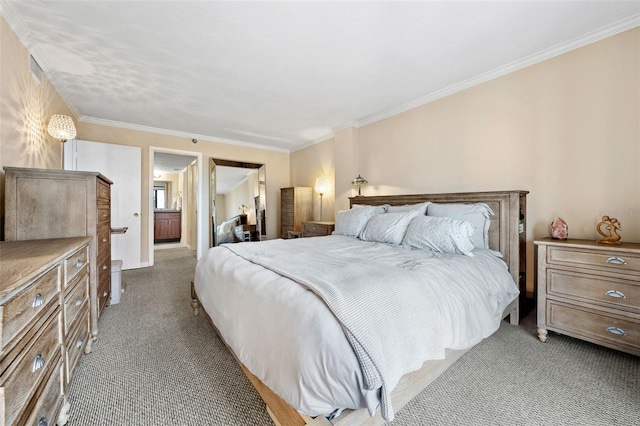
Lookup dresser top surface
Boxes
[4,166,113,184]
[534,237,640,252]
[0,237,92,300]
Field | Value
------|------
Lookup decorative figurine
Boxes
[596,216,622,245]
[550,217,568,240]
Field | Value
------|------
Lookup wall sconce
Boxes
[351,174,368,196]
[47,114,77,142]
[314,176,331,221]
[239,204,249,214]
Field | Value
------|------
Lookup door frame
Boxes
[149,147,204,266]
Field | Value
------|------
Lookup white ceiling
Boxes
[3,1,639,152]
[154,152,196,174]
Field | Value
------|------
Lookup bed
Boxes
[193,190,528,425]
[216,215,243,244]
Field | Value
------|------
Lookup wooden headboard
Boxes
[350,190,528,311]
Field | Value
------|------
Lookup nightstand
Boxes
[535,238,640,356]
[235,224,257,242]
[302,221,335,238]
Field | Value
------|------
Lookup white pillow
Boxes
[360,210,420,245]
[334,205,386,238]
[427,203,494,249]
[352,203,389,212]
[387,202,430,215]
[402,215,476,257]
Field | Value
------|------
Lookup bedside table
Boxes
[535,238,640,356]
[302,221,335,238]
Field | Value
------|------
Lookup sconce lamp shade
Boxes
[47,114,77,142]
[351,174,368,196]
[314,176,331,195]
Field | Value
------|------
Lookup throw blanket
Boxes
[224,236,448,421]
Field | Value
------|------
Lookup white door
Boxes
[65,140,142,270]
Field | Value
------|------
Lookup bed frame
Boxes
[192,190,528,426]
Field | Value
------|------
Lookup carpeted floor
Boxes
[67,247,640,425]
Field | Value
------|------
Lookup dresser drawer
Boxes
[547,246,640,274]
[24,358,63,426]
[97,206,110,226]
[97,179,111,201]
[63,275,89,334]
[1,266,60,351]
[64,245,88,287]
[97,278,110,315]
[98,253,111,284]
[547,300,640,354]
[1,312,61,426]
[97,225,111,255]
[548,269,640,313]
[65,305,89,384]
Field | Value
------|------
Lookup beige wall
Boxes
[290,137,336,221]
[77,121,290,263]
[292,28,640,294]
[0,17,76,238]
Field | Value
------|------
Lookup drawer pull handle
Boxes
[605,256,627,265]
[77,337,84,348]
[38,418,48,426]
[32,293,45,308]
[605,290,627,299]
[102,238,108,243]
[75,298,83,306]
[103,291,108,297]
[32,354,45,372]
[605,326,627,336]
[102,212,108,217]
[103,265,108,270]
[76,259,84,268]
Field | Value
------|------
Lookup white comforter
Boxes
[194,235,518,420]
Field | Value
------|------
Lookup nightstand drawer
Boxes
[302,222,335,237]
[547,246,640,273]
[548,269,640,313]
[547,301,640,354]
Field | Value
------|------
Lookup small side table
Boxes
[302,221,335,238]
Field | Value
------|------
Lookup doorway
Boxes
[149,148,203,266]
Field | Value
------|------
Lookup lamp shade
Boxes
[351,175,368,186]
[47,114,77,142]
[314,176,331,195]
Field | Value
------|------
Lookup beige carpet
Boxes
[66,247,640,425]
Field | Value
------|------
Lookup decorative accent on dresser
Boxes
[0,237,92,426]
[280,187,311,238]
[550,217,568,240]
[302,221,335,238]
[596,216,622,245]
[4,167,113,341]
[535,238,640,356]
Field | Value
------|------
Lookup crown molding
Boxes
[354,13,640,128]
[290,131,336,153]
[79,116,290,153]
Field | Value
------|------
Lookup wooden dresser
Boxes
[280,187,311,238]
[302,221,335,238]
[4,167,113,341]
[0,237,92,426]
[536,238,640,356]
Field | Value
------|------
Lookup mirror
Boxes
[210,158,266,247]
